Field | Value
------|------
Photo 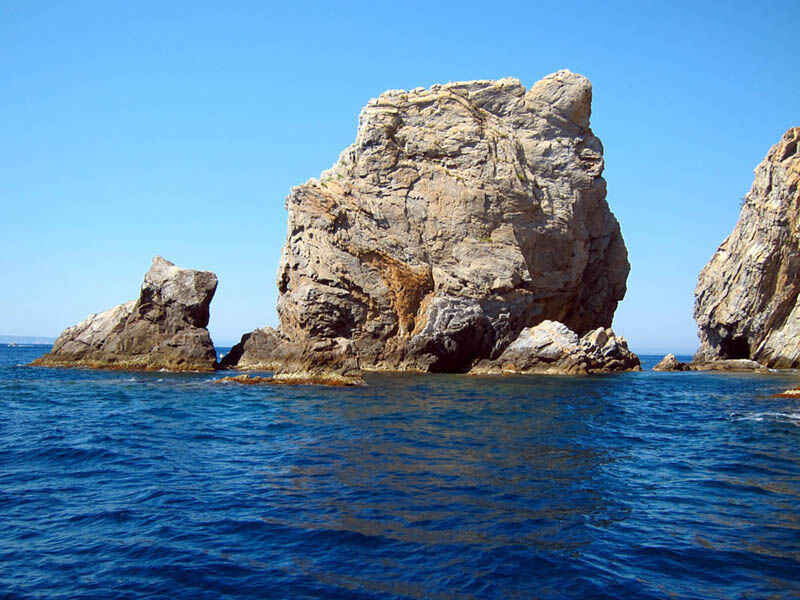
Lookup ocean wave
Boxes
[731,411,800,423]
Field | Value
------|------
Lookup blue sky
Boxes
[1,1,797,352]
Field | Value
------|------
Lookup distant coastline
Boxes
[0,335,54,345]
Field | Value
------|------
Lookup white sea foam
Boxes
[732,411,800,424]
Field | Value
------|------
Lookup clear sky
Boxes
[1,1,797,353]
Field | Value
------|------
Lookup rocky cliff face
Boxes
[233,70,631,374]
[32,256,218,371]
[694,127,800,368]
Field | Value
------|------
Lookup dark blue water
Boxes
[2,346,800,599]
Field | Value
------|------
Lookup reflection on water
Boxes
[1,347,800,598]
[261,375,623,554]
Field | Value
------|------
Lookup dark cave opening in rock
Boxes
[720,335,750,360]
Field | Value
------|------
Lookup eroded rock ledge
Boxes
[226,70,635,378]
[32,257,218,371]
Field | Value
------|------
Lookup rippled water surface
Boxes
[2,346,800,599]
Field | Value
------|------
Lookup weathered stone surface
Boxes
[695,127,800,368]
[653,354,691,371]
[32,256,218,371]
[220,326,364,385]
[470,320,640,375]
[230,70,631,374]
[219,327,284,370]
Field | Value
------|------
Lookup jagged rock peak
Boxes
[694,127,800,368]
[230,70,631,375]
[32,256,218,371]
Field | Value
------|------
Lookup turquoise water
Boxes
[1,345,799,598]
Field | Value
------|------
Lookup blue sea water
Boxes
[1,346,799,599]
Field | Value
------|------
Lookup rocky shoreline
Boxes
[30,75,800,385]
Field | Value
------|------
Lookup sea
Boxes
[1,345,799,599]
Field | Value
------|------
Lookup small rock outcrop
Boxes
[652,354,764,372]
[219,327,284,370]
[471,320,640,375]
[653,354,690,371]
[694,127,800,368]
[228,70,632,375]
[214,372,363,387]
[219,326,364,384]
[32,257,218,371]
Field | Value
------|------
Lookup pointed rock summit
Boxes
[227,70,634,375]
[33,257,218,371]
[694,127,800,368]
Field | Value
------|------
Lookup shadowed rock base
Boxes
[219,327,364,385]
[225,321,639,378]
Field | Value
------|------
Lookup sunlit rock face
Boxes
[32,257,218,371]
[470,320,640,375]
[694,127,800,368]
[232,70,631,374]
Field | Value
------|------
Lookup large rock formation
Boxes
[229,70,631,374]
[471,320,640,375]
[694,127,800,368]
[32,256,218,371]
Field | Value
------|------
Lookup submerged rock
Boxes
[470,320,640,375]
[229,70,632,375]
[32,257,218,371]
[694,127,800,368]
